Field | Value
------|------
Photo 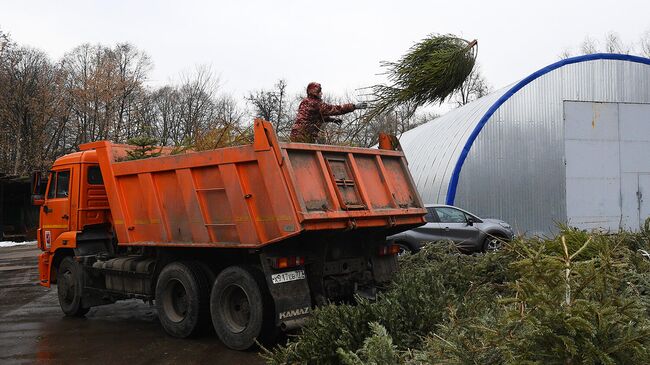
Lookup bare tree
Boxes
[111,43,152,141]
[558,48,573,60]
[194,93,249,150]
[452,66,490,107]
[604,32,630,54]
[59,43,152,146]
[151,85,182,145]
[0,47,63,174]
[580,36,599,54]
[147,66,248,150]
[0,37,253,175]
[246,79,296,139]
[0,29,11,58]
[176,65,220,143]
[640,29,650,58]
[560,31,636,59]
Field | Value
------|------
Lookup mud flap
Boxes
[259,254,312,331]
[370,254,398,283]
[38,252,51,287]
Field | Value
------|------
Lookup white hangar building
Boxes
[399,54,650,235]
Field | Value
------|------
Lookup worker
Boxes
[290,82,367,143]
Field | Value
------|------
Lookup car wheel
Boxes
[483,235,505,252]
[396,243,412,257]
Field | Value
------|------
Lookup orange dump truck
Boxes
[33,119,425,350]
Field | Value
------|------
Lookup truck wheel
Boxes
[57,257,90,317]
[211,266,274,350]
[155,261,210,338]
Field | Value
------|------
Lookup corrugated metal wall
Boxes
[401,56,650,235]
[399,87,510,203]
[457,59,650,235]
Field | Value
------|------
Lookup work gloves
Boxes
[354,102,368,109]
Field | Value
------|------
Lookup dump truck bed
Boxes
[80,120,425,249]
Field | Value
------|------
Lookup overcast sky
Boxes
[1,0,649,101]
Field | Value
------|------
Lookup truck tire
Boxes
[210,266,274,350]
[57,256,90,317]
[155,261,210,338]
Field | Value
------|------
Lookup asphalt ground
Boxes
[0,244,266,365]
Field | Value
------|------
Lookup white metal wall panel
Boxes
[619,104,650,141]
[619,104,650,229]
[619,104,650,172]
[621,143,650,172]
[564,101,621,231]
[564,141,620,179]
[565,102,619,140]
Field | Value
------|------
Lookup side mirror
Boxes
[467,217,475,226]
[31,171,48,206]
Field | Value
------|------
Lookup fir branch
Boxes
[365,34,477,121]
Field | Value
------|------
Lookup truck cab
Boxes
[35,150,111,286]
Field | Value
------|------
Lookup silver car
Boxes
[388,204,514,253]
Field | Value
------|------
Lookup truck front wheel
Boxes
[211,266,274,350]
[57,257,90,317]
[155,261,210,338]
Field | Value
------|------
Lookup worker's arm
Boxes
[322,116,342,124]
[319,102,356,116]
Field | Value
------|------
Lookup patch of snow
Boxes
[0,240,37,248]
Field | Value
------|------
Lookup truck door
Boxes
[41,169,72,249]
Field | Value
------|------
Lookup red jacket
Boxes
[290,94,355,143]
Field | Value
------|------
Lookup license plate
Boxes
[271,269,305,284]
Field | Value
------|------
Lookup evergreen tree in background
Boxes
[124,136,161,160]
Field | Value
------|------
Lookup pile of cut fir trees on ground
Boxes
[263,223,650,365]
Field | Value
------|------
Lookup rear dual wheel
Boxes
[210,266,275,350]
[156,262,277,349]
[156,262,211,338]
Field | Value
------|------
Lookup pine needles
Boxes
[263,228,650,364]
[123,136,162,161]
[366,34,477,120]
